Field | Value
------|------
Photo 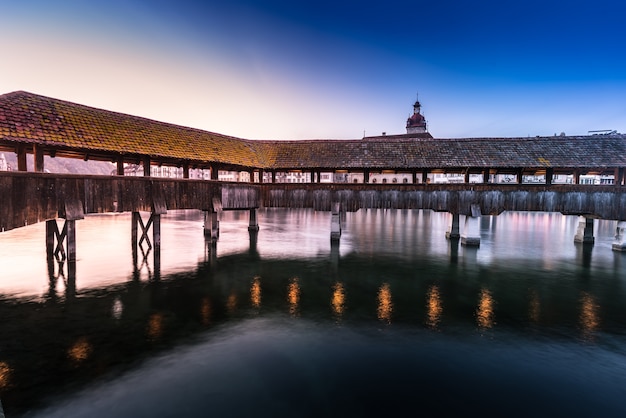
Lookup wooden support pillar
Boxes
[614,168,624,186]
[45,218,77,262]
[545,168,554,185]
[204,210,219,241]
[422,170,429,184]
[33,144,44,172]
[66,220,76,261]
[446,213,461,239]
[464,170,470,184]
[131,210,163,279]
[116,156,125,176]
[211,166,219,180]
[516,168,523,184]
[317,170,322,184]
[612,221,626,251]
[248,208,260,231]
[16,145,27,171]
[271,171,276,183]
[183,163,190,179]
[461,205,481,246]
[365,169,371,184]
[330,202,341,242]
[574,216,594,244]
[249,170,255,183]
[259,169,265,183]
[143,156,151,177]
[482,169,490,184]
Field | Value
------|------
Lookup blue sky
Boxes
[1,0,625,139]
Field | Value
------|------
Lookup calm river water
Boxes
[1,208,626,417]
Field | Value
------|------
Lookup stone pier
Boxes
[612,221,626,251]
[446,213,461,239]
[574,216,595,244]
[461,205,481,246]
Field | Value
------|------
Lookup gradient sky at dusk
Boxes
[1,0,625,139]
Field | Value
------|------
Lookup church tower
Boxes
[406,97,427,134]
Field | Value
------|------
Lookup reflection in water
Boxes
[67,338,92,365]
[377,283,393,323]
[476,289,495,329]
[0,361,11,389]
[580,292,599,339]
[2,209,626,417]
[112,297,123,320]
[529,290,541,323]
[426,285,443,328]
[250,277,262,309]
[201,297,211,326]
[331,282,346,317]
[147,313,164,341]
[288,278,300,316]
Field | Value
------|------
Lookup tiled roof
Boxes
[2,91,626,171]
[0,91,265,167]
[256,135,626,169]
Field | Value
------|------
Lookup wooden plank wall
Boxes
[2,173,626,232]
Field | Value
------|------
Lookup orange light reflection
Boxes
[251,277,262,308]
[68,337,92,364]
[201,297,211,326]
[0,361,11,389]
[426,285,442,328]
[476,289,494,329]
[580,292,599,338]
[377,283,393,323]
[288,278,300,316]
[331,282,345,317]
[147,313,163,341]
[227,292,238,314]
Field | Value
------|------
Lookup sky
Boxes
[1,0,625,140]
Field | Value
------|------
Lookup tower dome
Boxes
[406,99,427,134]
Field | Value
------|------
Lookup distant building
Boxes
[0,153,9,171]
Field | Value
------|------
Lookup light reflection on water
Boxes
[1,208,626,417]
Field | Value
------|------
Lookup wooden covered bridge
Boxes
[2,90,626,255]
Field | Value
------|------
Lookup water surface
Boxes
[0,209,625,417]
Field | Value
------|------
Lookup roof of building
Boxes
[1,90,626,171]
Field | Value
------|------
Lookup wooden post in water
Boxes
[204,197,222,241]
[248,208,260,231]
[330,202,342,242]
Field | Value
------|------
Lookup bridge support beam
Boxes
[131,211,162,280]
[461,205,481,246]
[612,221,626,251]
[446,213,461,239]
[46,218,77,262]
[574,216,594,244]
[330,202,342,242]
[248,208,260,231]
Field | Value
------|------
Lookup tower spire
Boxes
[406,94,427,134]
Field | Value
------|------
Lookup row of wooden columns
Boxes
[12,144,626,186]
